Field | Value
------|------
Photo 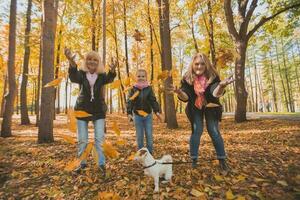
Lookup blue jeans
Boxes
[134,113,153,154]
[190,108,226,160]
[77,119,105,166]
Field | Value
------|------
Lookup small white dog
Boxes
[134,147,173,192]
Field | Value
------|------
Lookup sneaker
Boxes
[192,158,198,168]
[73,163,87,174]
[99,165,106,177]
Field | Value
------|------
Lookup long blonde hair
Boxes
[80,51,105,74]
[183,53,219,85]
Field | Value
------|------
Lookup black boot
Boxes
[73,163,87,174]
[192,158,198,169]
[219,159,229,174]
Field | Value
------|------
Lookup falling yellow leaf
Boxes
[79,142,94,160]
[61,135,76,144]
[67,109,77,133]
[98,191,120,200]
[129,91,140,101]
[226,189,235,200]
[109,80,121,89]
[65,159,80,171]
[123,77,131,86]
[44,78,62,88]
[214,175,224,182]
[102,142,119,159]
[136,110,148,117]
[157,70,169,80]
[92,146,99,165]
[74,110,92,118]
[71,88,80,96]
[112,121,121,136]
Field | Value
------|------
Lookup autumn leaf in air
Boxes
[129,91,140,101]
[74,110,92,118]
[102,142,119,159]
[44,78,62,88]
[136,110,148,117]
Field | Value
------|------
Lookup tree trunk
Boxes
[274,38,289,111]
[38,0,58,143]
[207,0,216,67]
[234,41,248,122]
[0,74,8,117]
[157,0,178,128]
[269,51,278,112]
[147,0,154,81]
[90,0,96,51]
[123,0,130,77]
[1,0,17,137]
[280,38,294,112]
[20,0,32,124]
[35,27,42,126]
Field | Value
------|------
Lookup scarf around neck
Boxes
[193,75,208,109]
[86,72,98,101]
[134,81,149,90]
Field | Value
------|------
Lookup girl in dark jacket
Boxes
[170,53,234,171]
[65,48,116,176]
[127,69,162,155]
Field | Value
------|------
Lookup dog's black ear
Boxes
[139,149,148,156]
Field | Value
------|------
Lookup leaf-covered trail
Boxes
[0,114,299,199]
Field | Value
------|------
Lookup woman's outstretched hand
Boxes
[166,85,189,101]
[108,57,117,72]
[64,48,76,67]
[219,75,235,88]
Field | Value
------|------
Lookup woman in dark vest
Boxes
[65,48,117,176]
[170,53,234,171]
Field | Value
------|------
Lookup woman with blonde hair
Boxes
[64,48,117,176]
[170,53,234,171]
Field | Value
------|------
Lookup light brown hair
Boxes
[80,51,105,74]
[183,53,219,85]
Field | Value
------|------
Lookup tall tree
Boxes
[157,0,178,128]
[123,0,130,77]
[1,0,17,137]
[38,0,58,143]
[20,0,32,125]
[223,0,300,122]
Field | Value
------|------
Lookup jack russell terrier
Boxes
[134,147,173,192]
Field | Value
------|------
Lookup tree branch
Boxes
[247,2,300,40]
[224,0,239,40]
[240,0,257,37]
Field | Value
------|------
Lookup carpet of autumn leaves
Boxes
[0,113,299,200]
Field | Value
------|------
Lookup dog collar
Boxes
[143,161,157,169]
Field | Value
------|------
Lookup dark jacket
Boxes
[179,76,223,123]
[126,86,160,116]
[68,66,116,121]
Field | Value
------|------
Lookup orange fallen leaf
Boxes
[136,110,148,117]
[65,159,80,171]
[116,139,126,146]
[79,142,94,160]
[74,110,92,118]
[127,153,136,161]
[61,135,76,144]
[129,91,140,101]
[102,142,119,159]
[44,78,62,88]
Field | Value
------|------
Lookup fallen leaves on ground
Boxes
[0,114,299,199]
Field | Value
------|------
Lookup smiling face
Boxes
[136,70,147,82]
[86,55,99,73]
[192,56,206,76]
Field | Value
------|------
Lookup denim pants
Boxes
[190,108,226,160]
[133,113,153,154]
[77,119,105,166]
